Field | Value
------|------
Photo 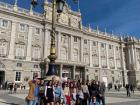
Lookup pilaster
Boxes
[106,44,109,69]
[133,45,138,70]
[26,26,33,61]
[120,45,128,85]
[57,32,61,59]
[80,37,84,62]
[131,45,137,70]
[98,42,101,68]
[89,40,92,67]
[60,64,63,79]
[113,46,117,69]
[69,35,73,60]
[44,29,50,58]
[8,21,17,59]
[73,65,76,79]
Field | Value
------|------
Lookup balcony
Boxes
[102,65,107,68]
[93,64,99,67]
[0,54,7,58]
[110,66,115,69]
[15,56,25,60]
[32,58,41,61]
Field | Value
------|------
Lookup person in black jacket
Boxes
[99,82,106,105]
[91,80,99,102]
[126,84,131,97]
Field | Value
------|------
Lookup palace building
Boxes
[0,0,140,87]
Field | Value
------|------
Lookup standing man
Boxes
[99,82,106,105]
[9,83,14,94]
[125,84,131,97]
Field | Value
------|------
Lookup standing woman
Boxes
[82,81,89,105]
[45,80,55,105]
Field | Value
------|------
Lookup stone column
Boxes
[44,29,50,58]
[120,45,128,86]
[98,42,101,68]
[60,64,63,79]
[69,35,73,60]
[26,26,33,61]
[113,46,117,69]
[128,46,132,68]
[106,44,109,69]
[73,65,76,79]
[80,37,84,62]
[57,32,61,59]
[8,21,17,59]
[133,45,138,70]
[89,40,92,67]
[131,45,137,70]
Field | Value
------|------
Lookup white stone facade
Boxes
[0,1,140,87]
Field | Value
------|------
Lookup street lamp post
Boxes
[31,0,65,79]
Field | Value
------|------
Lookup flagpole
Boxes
[78,0,80,12]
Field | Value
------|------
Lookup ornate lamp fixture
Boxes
[56,0,66,13]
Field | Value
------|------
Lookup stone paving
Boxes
[0,90,140,105]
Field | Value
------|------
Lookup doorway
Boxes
[0,71,5,85]
[102,77,108,87]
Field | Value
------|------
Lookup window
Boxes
[111,71,114,74]
[73,49,78,61]
[109,45,112,49]
[112,77,115,83]
[74,37,78,42]
[0,42,7,57]
[61,47,67,60]
[15,72,21,81]
[84,40,87,44]
[93,41,97,46]
[34,64,39,68]
[1,19,8,28]
[33,72,38,79]
[61,35,67,43]
[15,44,25,58]
[32,47,41,59]
[20,24,26,32]
[35,28,40,34]
[116,46,119,51]
[101,43,105,48]
[95,76,98,81]
[17,63,22,67]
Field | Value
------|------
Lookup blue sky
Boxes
[1,0,140,38]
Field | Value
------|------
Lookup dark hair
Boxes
[47,80,52,86]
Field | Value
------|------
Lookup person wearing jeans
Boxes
[26,80,36,105]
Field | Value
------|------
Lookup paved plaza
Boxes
[0,90,140,105]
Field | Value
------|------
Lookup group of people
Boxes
[9,83,18,94]
[26,78,106,105]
